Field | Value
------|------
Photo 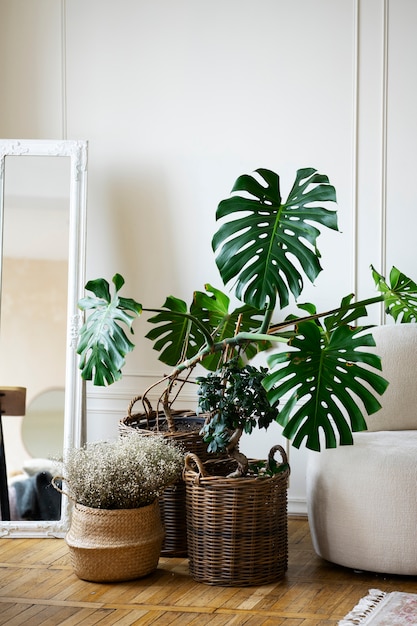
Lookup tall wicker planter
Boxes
[66,499,164,582]
[183,445,290,586]
[120,396,212,557]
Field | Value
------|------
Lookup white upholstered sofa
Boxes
[306,323,417,575]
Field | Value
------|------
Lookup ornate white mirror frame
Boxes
[0,139,88,537]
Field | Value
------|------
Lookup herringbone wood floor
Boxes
[0,518,416,625]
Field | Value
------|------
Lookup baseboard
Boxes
[288,498,308,517]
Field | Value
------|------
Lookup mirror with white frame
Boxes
[0,139,87,537]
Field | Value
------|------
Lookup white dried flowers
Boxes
[60,433,184,509]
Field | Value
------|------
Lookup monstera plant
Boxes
[77,167,417,474]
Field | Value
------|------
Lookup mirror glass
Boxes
[22,388,66,460]
[0,139,88,537]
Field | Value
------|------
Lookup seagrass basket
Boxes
[119,395,211,557]
[66,499,164,582]
[183,445,290,586]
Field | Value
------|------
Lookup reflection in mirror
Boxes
[0,140,88,536]
[22,388,65,460]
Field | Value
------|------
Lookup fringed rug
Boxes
[339,589,417,625]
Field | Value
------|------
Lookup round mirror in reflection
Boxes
[21,388,65,460]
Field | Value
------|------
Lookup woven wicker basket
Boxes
[183,445,290,586]
[66,499,164,582]
[119,395,211,557]
[119,395,210,460]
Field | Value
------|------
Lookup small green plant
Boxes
[59,434,184,509]
[197,358,279,475]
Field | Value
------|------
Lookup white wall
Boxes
[1,0,417,514]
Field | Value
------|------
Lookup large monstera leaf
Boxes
[263,316,389,451]
[146,284,267,370]
[77,274,142,386]
[212,167,338,311]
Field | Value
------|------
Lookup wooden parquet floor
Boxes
[0,518,416,625]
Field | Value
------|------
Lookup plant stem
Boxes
[267,294,385,333]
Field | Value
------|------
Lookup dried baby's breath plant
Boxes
[60,433,184,509]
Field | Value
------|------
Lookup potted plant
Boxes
[76,166,417,583]
[53,433,184,582]
[77,166,417,459]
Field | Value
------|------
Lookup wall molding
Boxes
[380,0,389,319]
[352,0,360,298]
[61,0,68,140]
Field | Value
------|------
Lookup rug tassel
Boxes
[338,589,386,625]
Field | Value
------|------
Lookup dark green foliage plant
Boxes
[77,167,417,474]
[196,359,280,475]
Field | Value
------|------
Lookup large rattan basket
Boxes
[183,445,290,586]
[119,395,211,557]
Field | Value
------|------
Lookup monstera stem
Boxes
[267,294,385,334]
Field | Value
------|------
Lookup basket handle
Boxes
[127,395,153,421]
[51,475,75,501]
[183,452,208,481]
[127,394,153,416]
[267,445,290,474]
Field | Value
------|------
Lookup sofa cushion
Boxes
[364,324,417,431]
